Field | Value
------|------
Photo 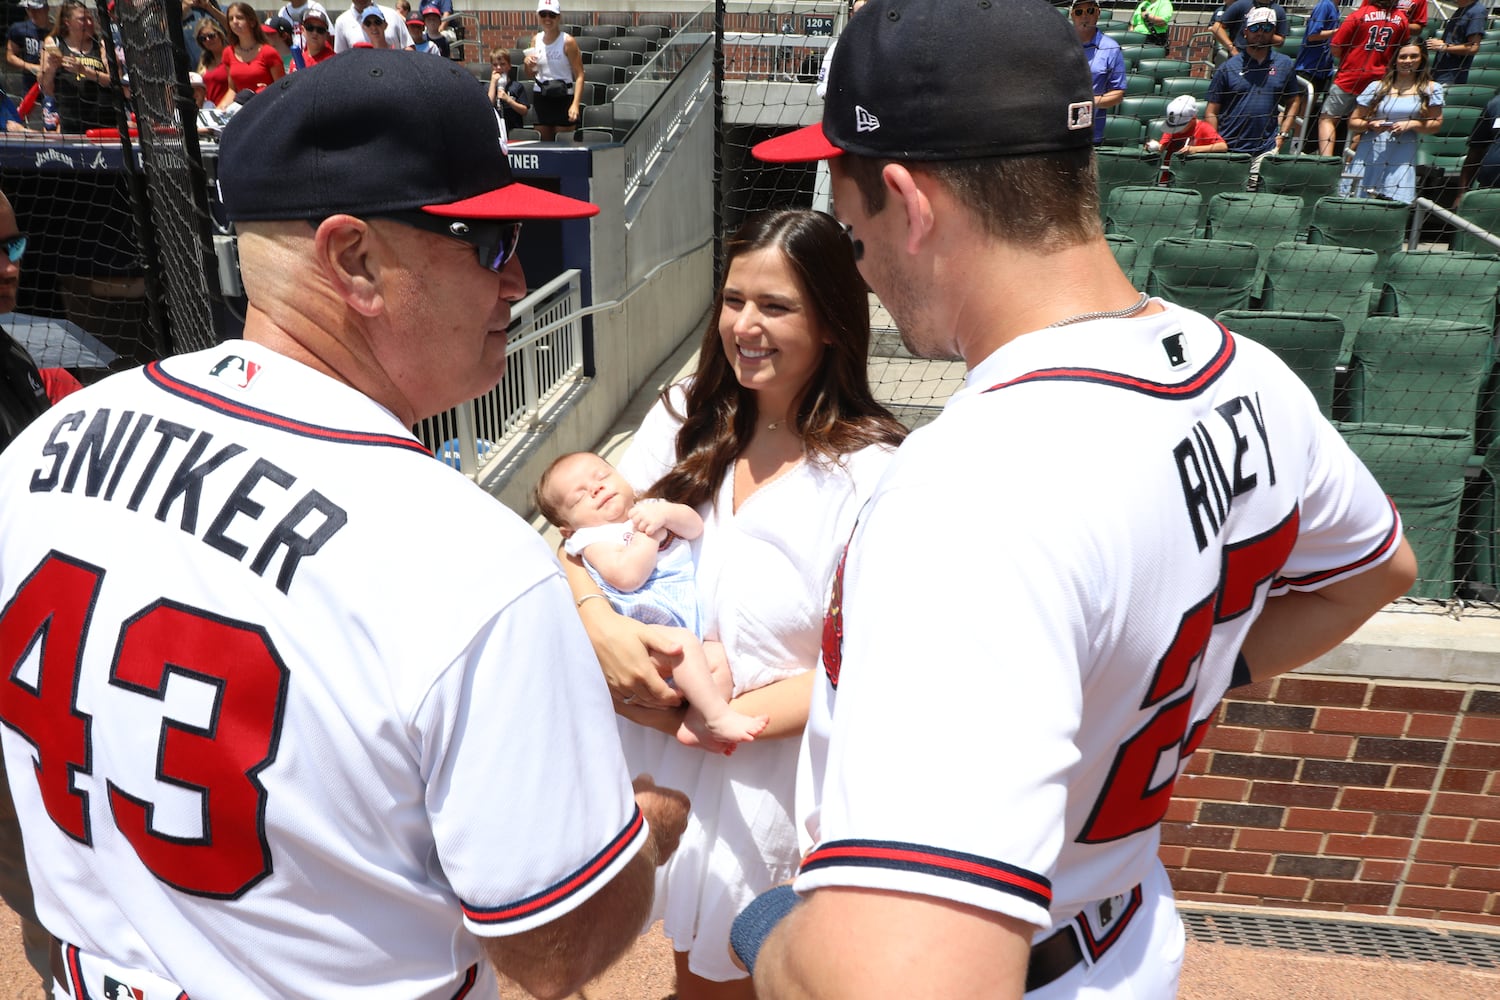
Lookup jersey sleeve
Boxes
[1272,413,1403,593]
[1330,14,1354,49]
[415,573,646,937]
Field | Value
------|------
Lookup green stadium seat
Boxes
[1124,73,1157,96]
[1215,310,1346,417]
[1105,186,1204,272]
[1278,36,1303,59]
[1462,67,1500,89]
[1337,421,1472,600]
[1136,58,1192,83]
[1307,195,1410,266]
[1261,242,1380,354]
[1256,154,1344,231]
[1205,192,1307,294]
[1346,317,1494,447]
[1118,94,1173,122]
[1452,189,1500,254]
[1466,50,1500,70]
[1146,237,1260,315]
[1159,76,1210,98]
[1095,148,1162,216]
[1106,233,1144,287]
[1440,84,1496,109]
[1378,250,1500,328]
[1101,114,1147,147]
[1436,104,1483,142]
[1120,45,1168,68]
[1167,153,1253,227]
[1105,30,1152,46]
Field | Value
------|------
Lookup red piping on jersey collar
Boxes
[982,326,1236,399]
[144,361,432,455]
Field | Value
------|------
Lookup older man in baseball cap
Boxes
[736,1,1416,997]
[0,50,687,999]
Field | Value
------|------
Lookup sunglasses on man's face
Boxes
[305,23,328,33]
[538,11,558,18]
[0,234,28,264]
[373,212,524,273]
[1072,7,1100,16]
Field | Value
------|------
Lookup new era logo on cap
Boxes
[854,105,880,133]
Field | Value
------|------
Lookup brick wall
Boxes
[1161,675,1500,927]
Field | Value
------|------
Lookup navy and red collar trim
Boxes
[982,327,1236,401]
[145,361,431,455]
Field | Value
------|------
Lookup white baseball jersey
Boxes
[0,341,645,998]
[796,304,1401,942]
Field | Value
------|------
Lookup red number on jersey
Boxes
[1079,510,1300,844]
[0,553,288,898]
[0,554,102,843]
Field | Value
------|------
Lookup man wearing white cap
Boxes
[1207,6,1303,183]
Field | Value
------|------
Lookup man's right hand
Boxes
[633,775,689,866]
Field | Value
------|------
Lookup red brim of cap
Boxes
[751,123,844,164]
[425,181,600,221]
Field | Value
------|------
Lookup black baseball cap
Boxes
[218,50,598,222]
[754,0,1095,163]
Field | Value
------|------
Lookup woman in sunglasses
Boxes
[38,0,116,133]
[524,0,584,140]
[195,20,232,107]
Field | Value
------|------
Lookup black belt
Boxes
[1024,925,1083,993]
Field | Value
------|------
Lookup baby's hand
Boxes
[629,502,668,538]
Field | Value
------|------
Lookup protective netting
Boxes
[5,2,1497,605]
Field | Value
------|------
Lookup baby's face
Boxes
[550,454,638,530]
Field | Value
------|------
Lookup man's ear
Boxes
[882,163,934,257]
[313,215,385,318]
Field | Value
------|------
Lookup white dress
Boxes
[615,385,894,980]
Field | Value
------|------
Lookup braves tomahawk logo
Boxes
[208,354,262,390]
[821,541,849,688]
[854,105,880,133]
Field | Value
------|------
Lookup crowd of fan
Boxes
[0,0,574,138]
[1078,0,1500,199]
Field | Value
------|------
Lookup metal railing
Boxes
[619,33,716,205]
[1408,196,1500,252]
[414,269,584,478]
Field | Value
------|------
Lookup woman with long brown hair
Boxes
[194,18,231,108]
[566,208,906,1000]
[1346,41,1444,202]
[219,1,283,108]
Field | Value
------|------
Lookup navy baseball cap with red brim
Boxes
[219,49,598,223]
[753,0,1095,165]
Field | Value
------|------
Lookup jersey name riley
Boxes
[1172,392,1275,553]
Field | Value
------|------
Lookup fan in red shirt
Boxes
[222,1,285,95]
[1320,0,1409,154]
[1148,94,1229,157]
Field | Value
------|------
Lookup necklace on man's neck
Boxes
[1046,292,1151,328]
